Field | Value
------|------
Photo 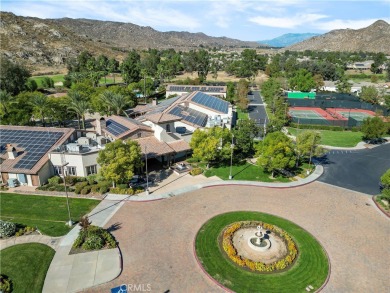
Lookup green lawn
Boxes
[203,162,290,182]
[0,243,55,293]
[0,193,99,236]
[30,74,65,87]
[288,127,363,147]
[236,108,249,120]
[196,211,329,293]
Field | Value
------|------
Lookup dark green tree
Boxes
[121,50,142,84]
[289,69,315,92]
[195,49,210,82]
[0,58,31,95]
[361,116,388,140]
[233,119,260,159]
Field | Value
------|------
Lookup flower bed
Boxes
[221,221,298,272]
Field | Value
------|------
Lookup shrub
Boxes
[80,186,92,195]
[74,181,89,194]
[82,234,104,250]
[79,216,92,231]
[90,185,100,194]
[87,174,97,185]
[37,185,49,191]
[117,183,128,189]
[109,187,134,195]
[65,176,78,186]
[0,221,16,238]
[190,167,203,176]
[0,274,13,293]
[48,176,62,185]
[99,185,110,194]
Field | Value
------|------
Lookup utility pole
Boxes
[61,151,72,226]
[145,146,149,195]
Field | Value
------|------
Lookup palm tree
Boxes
[0,90,13,115]
[67,91,89,129]
[30,93,48,126]
[99,90,115,115]
[68,99,90,130]
[112,93,129,117]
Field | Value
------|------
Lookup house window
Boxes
[86,165,97,176]
[137,132,142,138]
[54,166,63,175]
[67,166,77,176]
[166,124,171,132]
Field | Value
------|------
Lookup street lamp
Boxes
[61,162,73,227]
[145,146,149,195]
[229,135,235,180]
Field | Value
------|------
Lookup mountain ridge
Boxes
[286,20,390,54]
[259,33,320,47]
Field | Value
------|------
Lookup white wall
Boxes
[49,151,100,177]
[38,161,54,186]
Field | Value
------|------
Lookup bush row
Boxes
[289,123,343,131]
[222,221,298,272]
[190,167,203,176]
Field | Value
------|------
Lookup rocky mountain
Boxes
[286,20,390,54]
[0,12,262,71]
[259,33,320,47]
[50,17,262,50]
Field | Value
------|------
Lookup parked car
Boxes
[128,175,147,189]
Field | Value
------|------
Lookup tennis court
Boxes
[336,110,374,121]
[289,109,325,119]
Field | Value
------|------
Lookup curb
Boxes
[371,195,390,219]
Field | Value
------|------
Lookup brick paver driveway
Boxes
[88,182,389,293]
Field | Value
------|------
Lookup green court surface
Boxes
[289,110,325,119]
[337,111,373,121]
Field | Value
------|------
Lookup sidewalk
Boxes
[0,234,62,251]
[42,199,124,293]
[105,164,324,202]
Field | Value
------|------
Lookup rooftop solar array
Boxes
[191,92,229,113]
[0,129,64,170]
[106,119,129,137]
[169,105,208,127]
[168,86,225,93]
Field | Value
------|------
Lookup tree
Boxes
[370,52,386,74]
[313,74,325,92]
[121,50,141,84]
[385,61,390,82]
[190,127,232,167]
[256,132,296,177]
[336,75,352,93]
[295,131,323,167]
[195,49,210,82]
[67,90,91,129]
[236,79,249,110]
[41,77,55,88]
[0,91,34,125]
[359,86,379,104]
[0,58,31,95]
[289,69,315,92]
[0,90,14,116]
[97,139,143,187]
[108,58,119,83]
[361,116,388,140]
[141,49,160,77]
[30,92,48,126]
[25,79,38,92]
[233,120,260,159]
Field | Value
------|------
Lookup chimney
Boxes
[6,144,18,159]
[152,98,158,106]
[96,117,106,136]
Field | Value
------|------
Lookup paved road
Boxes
[247,90,268,138]
[318,143,390,195]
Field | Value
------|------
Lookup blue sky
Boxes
[3,0,390,40]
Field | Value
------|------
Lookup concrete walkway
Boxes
[0,234,62,251]
[42,199,124,293]
[105,164,324,202]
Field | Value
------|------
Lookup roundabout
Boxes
[195,212,328,292]
[87,182,390,293]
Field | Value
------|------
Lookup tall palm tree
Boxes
[30,93,48,126]
[67,91,88,129]
[112,93,129,117]
[68,99,90,130]
[99,90,115,115]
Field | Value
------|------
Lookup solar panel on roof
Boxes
[106,120,130,137]
[0,129,64,170]
[191,92,229,113]
[168,105,207,127]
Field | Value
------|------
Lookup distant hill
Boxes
[259,33,320,47]
[0,12,264,71]
[286,20,390,54]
